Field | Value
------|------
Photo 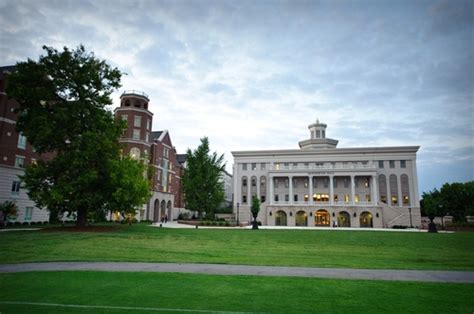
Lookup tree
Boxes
[7,45,149,227]
[250,196,261,230]
[421,181,474,224]
[0,201,18,227]
[182,137,225,219]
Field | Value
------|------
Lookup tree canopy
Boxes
[421,181,474,222]
[7,45,150,226]
[250,196,261,229]
[182,137,225,218]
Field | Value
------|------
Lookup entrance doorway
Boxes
[337,211,351,227]
[315,210,330,226]
[295,211,307,226]
[360,211,373,227]
[275,210,287,226]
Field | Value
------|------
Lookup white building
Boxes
[232,120,421,228]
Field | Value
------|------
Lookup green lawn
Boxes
[1,223,473,270]
[1,271,473,313]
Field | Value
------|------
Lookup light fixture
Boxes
[290,211,293,216]
[376,213,379,218]
[353,213,357,217]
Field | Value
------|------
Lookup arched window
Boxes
[401,174,410,206]
[251,176,257,197]
[315,210,330,226]
[378,175,387,203]
[360,211,373,227]
[389,174,398,205]
[130,147,140,160]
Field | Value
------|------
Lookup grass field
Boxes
[1,271,473,313]
[1,223,473,270]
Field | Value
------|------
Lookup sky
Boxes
[0,0,473,194]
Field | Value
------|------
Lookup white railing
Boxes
[269,162,376,171]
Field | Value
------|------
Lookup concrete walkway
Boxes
[1,262,473,283]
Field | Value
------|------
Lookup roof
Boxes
[0,65,16,80]
[232,146,420,157]
[176,154,187,164]
[150,131,163,142]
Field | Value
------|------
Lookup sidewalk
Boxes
[150,221,435,232]
[1,262,473,283]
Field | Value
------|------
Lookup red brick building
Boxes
[0,66,53,223]
[114,91,185,222]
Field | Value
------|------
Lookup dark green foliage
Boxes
[0,201,18,227]
[7,45,149,226]
[421,181,474,222]
[182,137,225,219]
[251,195,260,229]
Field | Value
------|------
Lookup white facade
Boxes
[0,165,50,224]
[232,120,421,228]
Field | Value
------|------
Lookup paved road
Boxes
[1,262,473,283]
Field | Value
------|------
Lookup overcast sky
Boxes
[1,0,473,194]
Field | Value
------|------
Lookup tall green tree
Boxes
[182,137,225,219]
[421,181,474,223]
[7,45,150,227]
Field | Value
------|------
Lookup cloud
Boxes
[1,0,472,194]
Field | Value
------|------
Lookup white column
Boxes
[247,177,251,205]
[329,175,334,205]
[309,175,313,205]
[397,174,402,207]
[372,175,378,206]
[256,176,260,201]
[269,176,274,205]
[289,176,293,205]
[351,175,356,205]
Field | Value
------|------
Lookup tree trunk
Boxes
[76,209,87,227]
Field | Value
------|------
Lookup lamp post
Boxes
[408,207,413,228]
[236,202,240,226]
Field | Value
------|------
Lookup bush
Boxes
[225,221,230,226]
[177,213,184,220]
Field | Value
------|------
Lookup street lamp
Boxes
[236,202,240,226]
[408,207,413,228]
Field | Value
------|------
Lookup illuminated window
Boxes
[304,194,309,201]
[334,195,339,202]
[364,179,370,188]
[366,194,371,202]
[275,163,280,170]
[355,195,360,203]
[391,196,398,205]
[403,195,410,205]
[344,194,350,203]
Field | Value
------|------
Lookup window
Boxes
[121,114,128,121]
[284,163,289,169]
[130,147,140,160]
[304,194,309,201]
[344,178,349,188]
[252,163,257,171]
[344,194,350,203]
[242,195,247,204]
[274,195,279,202]
[401,160,406,168]
[134,115,141,127]
[323,178,328,188]
[316,130,321,138]
[285,194,289,202]
[251,178,256,187]
[389,160,395,168]
[15,156,25,168]
[334,195,339,203]
[294,194,298,202]
[274,163,280,170]
[391,196,398,205]
[304,179,308,188]
[403,195,410,205]
[242,178,247,187]
[17,132,27,149]
[133,129,140,140]
[293,162,298,168]
[25,207,33,221]
[11,181,20,196]
[261,163,266,170]
[261,195,266,203]
[322,130,325,138]
[163,148,169,158]
[147,119,151,130]
[145,133,149,142]
[355,194,359,203]
[364,179,370,188]
[366,194,371,203]
[284,179,289,188]
[378,160,384,168]
[242,163,247,171]
[31,158,37,166]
